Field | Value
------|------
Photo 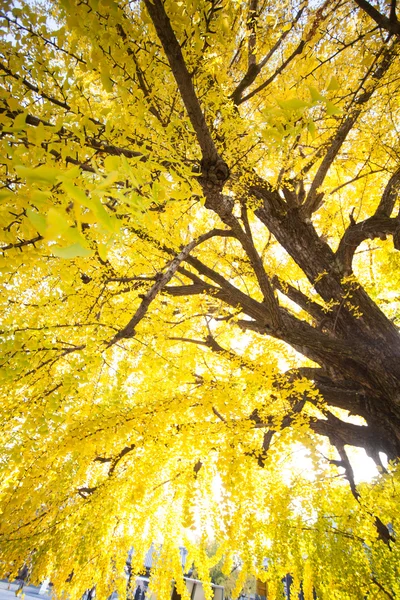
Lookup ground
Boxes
[0,581,50,600]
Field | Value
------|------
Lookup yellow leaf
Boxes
[7,97,20,111]
[104,156,121,171]
[0,190,13,203]
[101,73,113,93]
[13,112,27,130]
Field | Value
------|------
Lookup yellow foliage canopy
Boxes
[1,0,400,598]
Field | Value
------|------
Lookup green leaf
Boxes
[46,207,88,246]
[15,165,60,184]
[278,98,309,111]
[94,202,116,231]
[307,121,316,138]
[63,181,89,205]
[96,171,120,190]
[52,243,94,259]
[124,192,144,209]
[46,207,69,237]
[327,76,340,91]
[31,190,52,205]
[26,208,47,235]
[308,86,324,102]
[63,181,116,232]
[325,100,342,116]
[57,166,81,181]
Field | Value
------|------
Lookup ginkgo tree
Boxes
[1,0,400,597]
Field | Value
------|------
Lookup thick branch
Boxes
[108,443,136,476]
[247,0,258,68]
[1,105,144,167]
[165,282,214,296]
[237,310,370,368]
[310,412,394,457]
[169,334,258,372]
[143,0,219,163]
[185,255,276,325]
[335,443,359,499]
[375,166,400,217]
[107,229,232,346]
[253,175,400,352]
[285,367,380,420]
[390,0,398,23]
[353,0,400,34]
[138,211,399,392]
[336,214,400,275]
[84,138,144,159]
[238,202,282,328]
[200,188,281,329]
[272,275,327,324]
